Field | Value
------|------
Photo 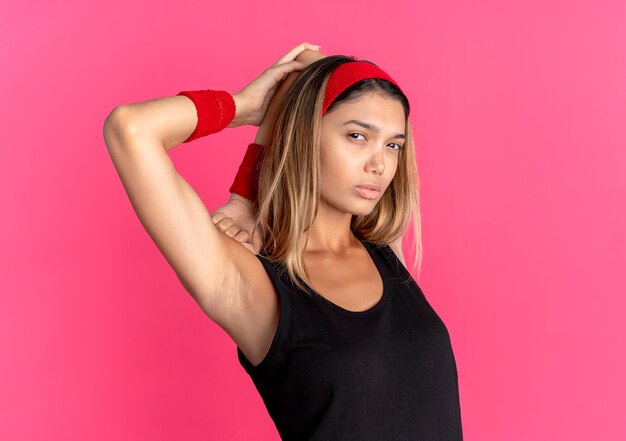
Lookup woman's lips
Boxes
[355,186,381,200]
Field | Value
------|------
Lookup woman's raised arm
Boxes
[102,42,321,366]
[105,93,247,153]
[104,96,278,361]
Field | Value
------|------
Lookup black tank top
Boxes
[237,230,463,440]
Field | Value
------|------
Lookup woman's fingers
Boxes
[252,231,263,253]
[214,215,234,230]
[266,60,307,83]
[233,230,251,242]
[233,43,321,127]
[213,219,264,255]
[211,212,227,224]
[241,242,255,254]
[274,42,321,66]
[223,224,240,238]
[274,42,319,64]
[216,216,251,242]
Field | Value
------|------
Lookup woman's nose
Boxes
[366,148,385,175]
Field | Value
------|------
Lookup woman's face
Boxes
[319,91,406,216]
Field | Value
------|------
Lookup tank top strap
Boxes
[352,230,415,289]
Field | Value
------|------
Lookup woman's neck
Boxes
[300,207,357,254]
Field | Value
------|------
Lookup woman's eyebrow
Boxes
[342,119,406,139]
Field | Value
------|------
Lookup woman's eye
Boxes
[348,133,403,150]
[348,133,366,141]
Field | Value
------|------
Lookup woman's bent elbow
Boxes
[103,105,140,148]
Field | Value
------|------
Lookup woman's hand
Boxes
[211,194,262,254]
[253,47,327,145]
[229,42,322,128]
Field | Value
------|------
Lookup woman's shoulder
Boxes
[353,230,404,264]
[354,232,410,280]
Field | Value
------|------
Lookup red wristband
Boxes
[176,89,236,143]
[229,143,265,203]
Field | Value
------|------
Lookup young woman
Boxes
[103,42,463,440]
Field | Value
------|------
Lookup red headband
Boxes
[322,61,401,115]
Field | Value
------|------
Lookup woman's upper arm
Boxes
[103,108,280,360]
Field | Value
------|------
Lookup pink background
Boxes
[1,0,625,439]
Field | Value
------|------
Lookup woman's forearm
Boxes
[113,94,245,153]
[252,80,290,146]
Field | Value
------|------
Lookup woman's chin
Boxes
[351,204,378,217]
[320,196,379,217]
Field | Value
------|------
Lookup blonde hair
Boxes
[251,55,423,293]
